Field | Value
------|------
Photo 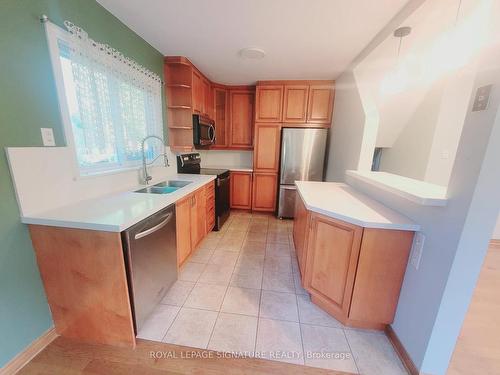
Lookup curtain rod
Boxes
[38,14,164,85]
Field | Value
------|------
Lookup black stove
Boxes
[177,153,230,231]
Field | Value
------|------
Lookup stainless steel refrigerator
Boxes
[278,128,328,218]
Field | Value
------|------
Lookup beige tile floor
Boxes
[138,211,408,374]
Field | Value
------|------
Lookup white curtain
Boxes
[60,21,163,174]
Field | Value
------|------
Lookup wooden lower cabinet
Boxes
[294,197,414,330]
[205,181,215,232]
[28,225,136,348]
[230,171,252,209]
[304,215,363,319]
[190,187,206,249]
[175,181,215,267]
[176,195,193,266]
[292,195,310,275]
[252,173,278,212]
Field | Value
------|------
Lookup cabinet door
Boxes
[202,78,211,117]
[213,88,228,147]
[254,123,281,173]
[307,85,334,124]
[190,188,206,249]
[230,172,252,209]
[252,173,277,212]
[229,90,255,148]
[176,195,192,266]
[205,182,215,232]
[348,229,413,324]
[192,71,203,114]
[255,85,283,122]
[196,187,207,242]
[283,85,309,123]
[304,214,363,318]
[292,194,310,276]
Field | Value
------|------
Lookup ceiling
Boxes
[96,0,409,84]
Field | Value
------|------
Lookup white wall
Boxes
[198,150,253,169]
[324,71,367,181]
[378,78,445,180]
[325,0,500,373]
[424,69,476,185]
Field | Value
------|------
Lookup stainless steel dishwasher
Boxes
[122,204,177,333]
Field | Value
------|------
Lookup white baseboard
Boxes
[0,327,58,375]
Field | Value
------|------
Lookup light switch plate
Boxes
[410,232,425,270]
[41,128,56,146]
[472,84,492,112]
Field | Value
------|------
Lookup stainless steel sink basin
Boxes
[153,180,192,188]
[134,180,192,194]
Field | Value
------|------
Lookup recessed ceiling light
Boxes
[238,47,266,59]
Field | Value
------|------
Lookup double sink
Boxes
[135,180,192,194]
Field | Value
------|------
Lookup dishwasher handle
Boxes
[134,213,173,240]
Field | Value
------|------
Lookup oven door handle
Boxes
[217,175,230,187]
[134,213,173,240]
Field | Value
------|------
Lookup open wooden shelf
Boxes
[166,84,191,89]
[167,105,191,109]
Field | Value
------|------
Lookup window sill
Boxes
[345,170,448,207]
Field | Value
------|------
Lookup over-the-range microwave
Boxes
[193,114,215,147]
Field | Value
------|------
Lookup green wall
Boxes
[0,0,165,366]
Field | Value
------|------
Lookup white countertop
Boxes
[21,174,215,232]
[295,181,420,231]
[203,165,253,172]
[346,170,448,206]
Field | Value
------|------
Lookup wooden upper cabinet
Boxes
[213,88,228,147]
[252,173,278,212]
[192,71,203,114]
[202,78,211,117]
[230,171,252,210]
[254,123,281,173]
[255,85,283,122]
[283,85,309,123]
[229,89,255,148]
[307,84,334,124]
[176,195,192,266]
[304,214,363,317]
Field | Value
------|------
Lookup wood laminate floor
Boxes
[18,336,349,375]
[447,241,500,374]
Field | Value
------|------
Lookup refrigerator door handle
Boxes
[282,185,296,190]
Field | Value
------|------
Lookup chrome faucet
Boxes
[141,135,170,185]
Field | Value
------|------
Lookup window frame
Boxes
[44,21,164,178]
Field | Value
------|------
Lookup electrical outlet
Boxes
[410,232,425,270]
[41,128,56,146]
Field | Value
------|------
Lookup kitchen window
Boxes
[45,20,164,176]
